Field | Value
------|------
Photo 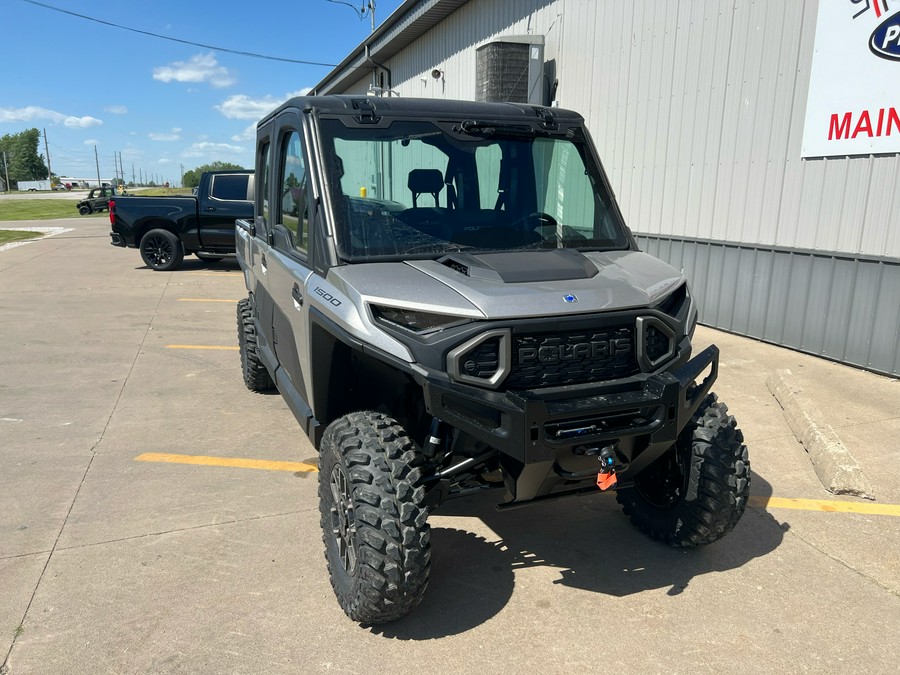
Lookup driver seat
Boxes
[407,169,443,207]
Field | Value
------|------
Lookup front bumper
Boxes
[424,344,719,502]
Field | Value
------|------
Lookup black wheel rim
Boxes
[633,442,690,509]
[329,465,358,574]
[143,235,173,267]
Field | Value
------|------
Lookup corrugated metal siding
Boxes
[555,0,899,259]
[638,235,900,376]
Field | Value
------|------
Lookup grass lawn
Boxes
[133,187,193,196]
[0,230,43,245]
[0,199,105,221]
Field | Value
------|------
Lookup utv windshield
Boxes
[319,118,629,262]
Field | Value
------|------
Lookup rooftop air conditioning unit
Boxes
[476,35,545,105]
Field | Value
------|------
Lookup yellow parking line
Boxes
[750,496,900,517]
[130,453,900,518]
[177,298,239,303]
[135,452,317,473]
[166,344,238,350]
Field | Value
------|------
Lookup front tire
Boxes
[139,228,184,271]
[616,393,749,547]
[78,205,92,215]
[319,412,431,623]
[236,298,274,392]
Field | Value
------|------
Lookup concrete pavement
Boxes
[1,216,898,673]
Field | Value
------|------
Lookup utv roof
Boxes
[260,95,584,126]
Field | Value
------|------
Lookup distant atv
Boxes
[77,187,116,215]
[236,95,750,624]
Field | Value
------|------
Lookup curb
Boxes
[766,369,874,500]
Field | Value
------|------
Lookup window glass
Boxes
[280,130,308,254]
[211,174,250,201]
[475,145,502,209]
[320,119,627,262]
[533,137,595,235]
[260,141,270,226]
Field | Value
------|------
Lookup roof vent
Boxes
[441,258,469,276]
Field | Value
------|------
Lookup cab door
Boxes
[266,116,314,411]
[237,135,277,365]
[198,173,252,250]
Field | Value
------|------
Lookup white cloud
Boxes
[231,123,256,142]
[182,141,245,158]
[64,116,102,128]
[104,105,128,115]
[153,53,236,88]
[148,128,182,141]
[158,158,173,164]
[215,88,311,120]
[83,139,98,146]
[0,106,103,128]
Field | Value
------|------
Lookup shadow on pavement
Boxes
[373,470,785,640]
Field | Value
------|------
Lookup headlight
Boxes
[371,305,472,335]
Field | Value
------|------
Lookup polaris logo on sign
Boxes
[870,15,900,60]
[802,0,900,157]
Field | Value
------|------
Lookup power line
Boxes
[22,0,339,67]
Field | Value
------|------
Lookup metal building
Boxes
[314,0,900,376]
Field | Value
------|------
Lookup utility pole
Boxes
[43,128,52,183]
[94,145,101,187]
[180,163,184,188]
[139,168,143,185]
[2,152,10,193]
[132,163,135,185]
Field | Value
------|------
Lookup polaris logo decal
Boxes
[871,13,900,60]
[518,339,631,364]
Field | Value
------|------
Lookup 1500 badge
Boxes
[314,287,342,307]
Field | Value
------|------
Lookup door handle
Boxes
[292,284,304,308]
[204,206,216,211]
[260,254,267,275]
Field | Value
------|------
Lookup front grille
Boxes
[505,325,639,389]
[645,325,670,362]
[459,337,501,379]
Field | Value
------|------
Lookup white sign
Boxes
[802,0,900,157]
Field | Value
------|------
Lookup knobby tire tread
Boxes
[319,411,431,623]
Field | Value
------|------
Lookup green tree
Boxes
[0,129,49,184]
[182,161,244,187]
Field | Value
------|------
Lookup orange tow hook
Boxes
[597,447,618,490]
[597,470,617,491]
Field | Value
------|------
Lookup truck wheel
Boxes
[319,411,431,623]
[78,205,92,215]
[616,393,749,548]
[139,229,184,271]
[236,298,275,392]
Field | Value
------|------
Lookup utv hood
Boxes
[404,249,685,318]
[329,249,685,320]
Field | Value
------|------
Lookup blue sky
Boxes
[2,0,405,184]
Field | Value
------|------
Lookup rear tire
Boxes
[236,298,275,392]
[139,228,184,271]
[319,411,431,623]
[616,393,749,548]
[78,205,92,215]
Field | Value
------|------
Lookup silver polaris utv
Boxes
[236,96,749,623]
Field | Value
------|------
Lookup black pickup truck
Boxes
[108,170,253,271]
